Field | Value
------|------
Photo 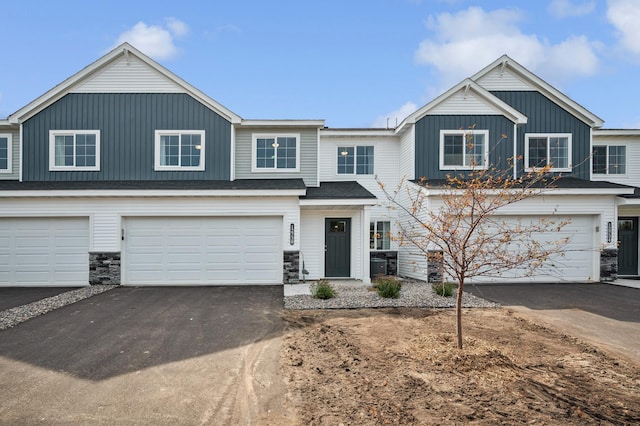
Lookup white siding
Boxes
[0,196,301,253]
[72,56,185,93]
[429,89,507,115]
[399,127,415,181]
[299,209,363,280]
[591,135,640,187]
[475,67,534,91]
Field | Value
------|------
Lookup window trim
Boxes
[48,130,101,171]
[0,133,12,174]
[251,133,300,173]
[438,129,489,170]
[524,133,572,172]
[154,130,206,171]
[337,145,375,175]
[592,144,627,176]
[370,220,391,251]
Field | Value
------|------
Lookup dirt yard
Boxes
[280,308,640,425]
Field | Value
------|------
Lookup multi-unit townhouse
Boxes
[0,43,637,287]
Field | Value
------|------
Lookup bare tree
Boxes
[380,136,571,349]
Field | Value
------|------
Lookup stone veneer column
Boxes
[599,248,618,282]
[427,250,444,283]
[89,252,121,285]
[283,251,300,284]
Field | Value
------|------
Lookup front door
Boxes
[618,217,638,275]
[325,218,351,277]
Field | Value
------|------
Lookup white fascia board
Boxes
[239,119,325,128]
[9,43,242,124]
[299,199,378,207]
[471,55,604,128]
[320,129,396,138]
[395,79,527,135]
[0,189,307,198]
[422,187,635,197]
[594,129,640,137]
[616,197,640,205]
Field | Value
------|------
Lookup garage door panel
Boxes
[0,218,89,286]
[124,216,282,285]
[469,215,596,283]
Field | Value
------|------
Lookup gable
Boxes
[474,66,535,91]
[72,55,184,93]
[429,87,517,115]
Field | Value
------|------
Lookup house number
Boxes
[290,223,295,245]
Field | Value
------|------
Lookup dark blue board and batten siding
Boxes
[491,91,592,180]
[414,114,515,180]
[22,93,232,181]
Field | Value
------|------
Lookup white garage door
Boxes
[0,218,89,286]
[123,217,283,285]
[470,215,598,283]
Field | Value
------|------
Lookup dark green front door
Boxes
[325,218,351,277]
[618,217,638,275]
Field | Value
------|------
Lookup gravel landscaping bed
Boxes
[284,280,499,310]
[0,285,116,331]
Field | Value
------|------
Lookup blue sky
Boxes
[2,0,640,128]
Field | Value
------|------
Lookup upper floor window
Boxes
[370,221,391,250]
[252,134,299,172]
[154,130,205,171]
[0,134,11,173]
[525,133,572,172]
[49,130,100,171]
[439,130,488,170]
[593,145,626,175]
[337,146,374,175]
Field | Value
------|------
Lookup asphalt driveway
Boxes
[466,282,640,363]
[0,286,290,424]
[0,287,77,311]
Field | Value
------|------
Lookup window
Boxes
[370,221,391,250]
[439,130,488,169]
[0,134,11,173]
[154,130,205,171]
[525,134,572,171]
[252,134,299,172]
[337,146,374,175]
[49,130,100,171]
[593,145,626,175]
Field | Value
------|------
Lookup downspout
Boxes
[513,122,517,179]
[230,125,236,181]
[19,123,23,182]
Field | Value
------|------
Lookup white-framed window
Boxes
[370,221,391,250]
[251,133,300,172]
[525,133,572,172]
[154,130,205,171]
[592,145,626,175]
[0,133,11,173]
[337,146,374,175]
[49,130,100,171]
[439,129,489,170]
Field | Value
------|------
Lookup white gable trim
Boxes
[471,55,604,128]
[396,79,528,134]
[8,43,242,124]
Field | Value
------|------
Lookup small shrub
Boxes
[311,279,336,299]
[433,282,456,297]
[374,276,402,299]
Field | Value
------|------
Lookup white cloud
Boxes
[372,102,418,128]
[548,0,596,18]
[607,0,640,54]
[414,7,600,87]
[113,18,189,60]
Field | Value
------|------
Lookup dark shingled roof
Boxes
[302,181,377,200]
[0,179,307,191]
[412,176,635,191]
